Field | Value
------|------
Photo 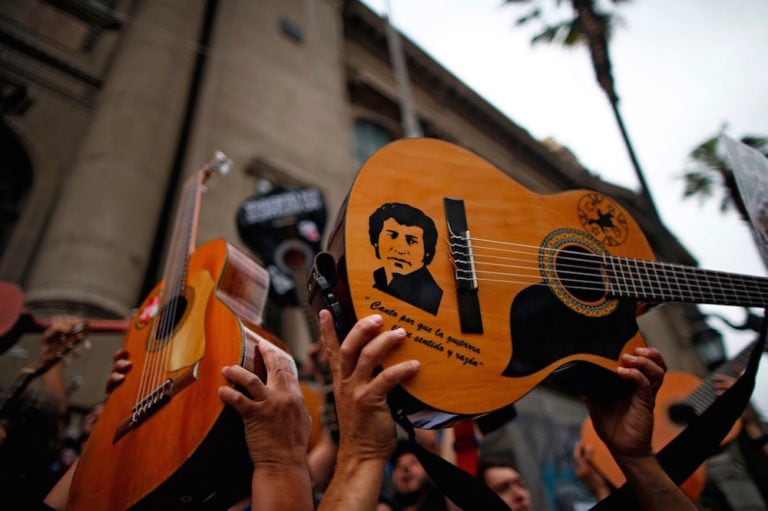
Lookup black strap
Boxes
[389,404,510,511]
[592,307,767,510]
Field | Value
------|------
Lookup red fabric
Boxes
[453,421,478,475]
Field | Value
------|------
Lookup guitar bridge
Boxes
[444,198,483,333]
[113,363,199,443]
[130,379,174,427]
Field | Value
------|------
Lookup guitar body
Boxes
[322,138,653,422]
[69,238,275,510]
[580,370,743,500]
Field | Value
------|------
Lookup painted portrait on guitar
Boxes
[368,202,443,315]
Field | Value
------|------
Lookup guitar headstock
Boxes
[210,151,232,175]
[198,151,232,190]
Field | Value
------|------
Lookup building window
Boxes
[353,119,394,170]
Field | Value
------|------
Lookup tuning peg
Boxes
[212,151,232,175]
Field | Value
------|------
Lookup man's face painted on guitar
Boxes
[377,218,426,282]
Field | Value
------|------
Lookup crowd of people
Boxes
[1,306,766,510]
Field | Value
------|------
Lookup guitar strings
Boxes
[445,234,768,306]
[135,174,199,413]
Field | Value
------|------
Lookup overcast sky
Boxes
[360,0,768,414]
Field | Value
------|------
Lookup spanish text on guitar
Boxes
[68,153,281,510]
[311,138,767,426]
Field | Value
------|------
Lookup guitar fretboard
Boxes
[603,255,768,307]
[682,342,757,416]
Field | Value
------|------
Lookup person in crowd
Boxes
[317,309,698,511]
[477,458,534,511]
[572,440,613,502]
[0,316,83,509]
[386,439,450,511]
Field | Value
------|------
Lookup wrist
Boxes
[611,452,673,494]
[252,455,310,472]
[336,447,388,475]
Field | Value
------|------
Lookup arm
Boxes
[317,311,419,511]
[40,316,85,417]
[308,428,338,491]
[584,347,697,511]
[218,340,313,511]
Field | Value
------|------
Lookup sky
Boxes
[360,0,768,415]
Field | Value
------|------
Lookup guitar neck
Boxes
[682,342,757,416]
[0,372,35,418]
[604,255,768,307]
[291,266,340,442]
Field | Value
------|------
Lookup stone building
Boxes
[0,1,731,509]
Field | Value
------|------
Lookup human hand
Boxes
[319,310,419,462]
[713,366,742,396]
[583,347,666,459]
[42,316,84,347]
[105,349,132,395]
[218,340,311,468]
[573,441,612,500]
[41,316,86,365]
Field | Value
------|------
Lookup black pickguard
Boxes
[502,283,638,378]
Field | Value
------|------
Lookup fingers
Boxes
[319,309,342,371]
[43,316,83,344]
[321,311,385,378]
[617,347,666,394]
[217,384,253,416]
[367,359,420,397]
[336,314,384,378]
[220,364,267,403]
[105,372,126,395]
[352,327,408,379]
[319,311,420,410]
[105,349,132,394]
[259,340,298,389]
[113,348,130,364]
[112,355,132,376]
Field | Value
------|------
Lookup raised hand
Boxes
[582,347,666,459]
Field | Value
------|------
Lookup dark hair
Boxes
[477,456,520,482]
[389,438,417,465]
[368,202,438,264]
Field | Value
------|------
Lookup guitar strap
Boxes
[389,403,512,511]
[592,307,767,510]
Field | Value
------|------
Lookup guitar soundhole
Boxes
[555,245,606,303]
[149,296,188,350]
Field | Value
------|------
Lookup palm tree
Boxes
[681,128,768,222]
[505,0,660,220]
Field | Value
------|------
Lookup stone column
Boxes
[25,0,206,317]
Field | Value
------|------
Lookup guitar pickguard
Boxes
[502,283,638,377]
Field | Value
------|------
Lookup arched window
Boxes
[0,123,33,259]
[352,119,395,170]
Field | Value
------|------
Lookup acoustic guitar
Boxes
[580,342,752,500]
[68,153,282,510]
[309,138,767,428]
